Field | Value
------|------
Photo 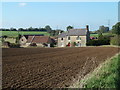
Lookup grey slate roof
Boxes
[58,29,87,38]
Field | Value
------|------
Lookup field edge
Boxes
[69,53,120,88]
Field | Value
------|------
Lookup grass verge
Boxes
[70,53,120,88]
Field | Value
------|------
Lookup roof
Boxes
[27,36,52,43]
[21,34,44,39]
[58,29,87,38]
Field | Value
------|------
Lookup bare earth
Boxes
[2,47,120,88]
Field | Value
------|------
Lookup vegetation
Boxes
[67,25,74,31]
[9,43,20,48]
[110,22,120,46]
[110,35,120,46]
[1,27,47,31]
[99,25,109,33]
[0,25,64,37]
[98,31,103,39]
[87,39,110,46]
[112,22,120,35]
[45,25,52,33]
[49,29,63,36]
[87,34,110,46]
[82,54,120,88]
[90,25,109,34]
[90,33,113,38]
[1,31,50,38]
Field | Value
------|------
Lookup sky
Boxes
[1,2,118,31]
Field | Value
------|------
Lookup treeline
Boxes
[0,25,64,36]
[0,27,47,31]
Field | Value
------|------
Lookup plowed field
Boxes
[2,47,119,88]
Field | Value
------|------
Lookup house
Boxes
[19,34,44,47]
[19,35,54,47]
[57,25,90,47]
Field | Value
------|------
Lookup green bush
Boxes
[110,35,120,46]
[50,43,55,47]
[9,43,20,48]
[87,39,110,46]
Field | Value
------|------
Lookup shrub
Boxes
[9,43,20,48]
[50,43,55,47]
[87,39,110,46]
[110,35,120,46]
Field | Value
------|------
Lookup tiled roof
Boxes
[58,29,87,38]
[22,34,44,39]
[27,36,51,43]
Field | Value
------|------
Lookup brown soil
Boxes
[2,47,120,88]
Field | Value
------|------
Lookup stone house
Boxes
[58,25,90,47]
[19,35,54,47]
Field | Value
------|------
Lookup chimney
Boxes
[58,31,61,35]
[86,25,89,31]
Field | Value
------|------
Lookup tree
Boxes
[99,25,109,33]
[28,27,33,31]
[110,35,120,46]
[15,34,21,44]
[18,28,24,31]
[98,31,103,40]
[2,35,8,39]
[112,22,120,35]
[67,26,73,31]
[10,27,17,31]
[45,25,52,33]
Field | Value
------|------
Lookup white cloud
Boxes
[19,3,27,7]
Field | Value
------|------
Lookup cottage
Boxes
[19,35,54,47]
[58,25,90,47]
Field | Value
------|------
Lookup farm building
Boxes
[19,35,55,47]
[58,25,90,47]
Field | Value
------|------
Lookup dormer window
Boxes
[76,36,81,40]
[68,36,70,40]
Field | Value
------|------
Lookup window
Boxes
[68,36,70,40]
[76,36,81,40]
[61,38,63,40]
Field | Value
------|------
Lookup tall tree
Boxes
[28,27,33,31]
[98,31,103,40]
[112,22,120,35]
[18,28,24,31]
[10,27,17,31]
[45,25,52,33]
[99,25,109,33]
[67,26,73,31]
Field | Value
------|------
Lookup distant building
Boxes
[19,35,55,47]
[57,25,90,47]
[99,26,109,33]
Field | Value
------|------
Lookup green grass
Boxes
[90,33,114,37]
[83,54,120,88]
[90,34,98,37]
[0,31,50,37]
[70,53,120,88]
